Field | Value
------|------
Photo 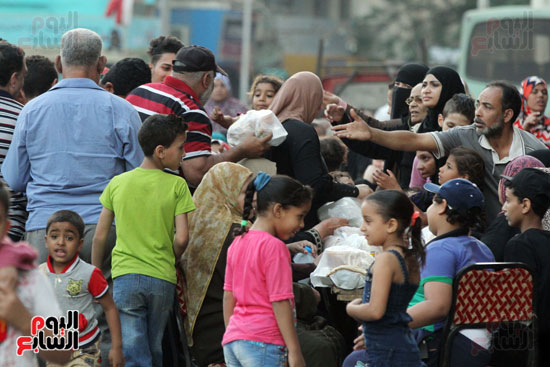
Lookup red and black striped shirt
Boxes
[126,76,212,160]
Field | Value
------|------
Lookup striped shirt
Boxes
[126,76,212,160]
[0,90,27,241]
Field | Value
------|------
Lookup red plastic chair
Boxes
[439,262,537,367]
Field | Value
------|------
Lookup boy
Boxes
[92,114,195,367]
[437,93,475,131]
[502,167,550,366]
[41,210,124,367]
[0,183,71,367]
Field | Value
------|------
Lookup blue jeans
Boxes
[223,340,288,367]
[113,274,175,367]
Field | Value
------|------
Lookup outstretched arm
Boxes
[333,109,438,153]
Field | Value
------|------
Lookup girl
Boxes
[438,147,485,189]
[222,173,312,367]
[249,74,284,111]
[345,190,425,367]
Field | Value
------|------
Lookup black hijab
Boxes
[417,66,465,133]
[391,63,429,119]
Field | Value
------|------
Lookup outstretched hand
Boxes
[373,169,401,191]
[332,109,372,141]
[324,103,346,123]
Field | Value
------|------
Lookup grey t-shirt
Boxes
[430,125,546,223]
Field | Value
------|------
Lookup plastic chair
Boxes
[439,262,537,367]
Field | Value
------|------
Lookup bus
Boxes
[458,5,550,103]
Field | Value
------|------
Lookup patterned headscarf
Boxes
[181,162,252,344]
[498,155,544,204]
[520,76,547,116]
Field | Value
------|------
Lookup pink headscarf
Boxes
[499,155,544,204]
[269,71,323,124]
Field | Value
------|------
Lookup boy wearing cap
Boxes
[407,178,494,366]
[502,167,550,366]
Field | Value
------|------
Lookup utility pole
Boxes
[239,0,253,101]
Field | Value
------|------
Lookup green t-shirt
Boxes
[100,168,195,284]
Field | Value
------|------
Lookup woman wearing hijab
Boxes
[266,71,370,228]
[327,63,429,188]
[514,76,550,147]
[204,73,248,135]
[481,155,544,261]
[416,66,465,133]
[181,162,253,366]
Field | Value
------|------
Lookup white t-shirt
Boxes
[0,269,61,367]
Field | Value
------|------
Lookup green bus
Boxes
[458,5,550,104]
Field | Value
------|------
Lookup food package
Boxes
[227,109,288,147]
[317,197,363,228]
[323,226,382,257]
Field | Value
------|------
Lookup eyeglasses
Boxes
[406,96,423,105]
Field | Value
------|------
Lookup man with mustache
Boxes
[333,81,547,224]
[127,45,271,188]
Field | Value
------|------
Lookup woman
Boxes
[417,66,465,133]
[182,163,253,366]
[267,71,370,228]
[204,73,248,135]
[514,76,550,147]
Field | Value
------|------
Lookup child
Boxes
[437,147,484,189]
[345,190,425,367]
[0,183,71,367]
[41,210,124,367]
[92,114,195,366]
[501,167,550,366]
[222,173,312,367]
[408,179,494,366]
[410,93,475,189]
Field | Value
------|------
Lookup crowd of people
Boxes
[0,26,549,367]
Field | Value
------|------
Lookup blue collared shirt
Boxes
[2,78,144,230]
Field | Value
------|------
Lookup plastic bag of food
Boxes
[310,246,374,289]
[317,197,363,228]
[227,109,288,147]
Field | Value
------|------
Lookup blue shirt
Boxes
[2,78,144,230]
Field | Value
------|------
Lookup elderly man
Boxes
[334,81,547,224]
[2,28,143,268]
[0,41,28,241]
[127,45,271,188]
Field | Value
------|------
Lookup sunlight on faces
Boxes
[150,52,176,83]
[252,82,277,110]
[421,74,442,109]
[527,84,548,113]
[416,151,436,179]
[45,222,83,266]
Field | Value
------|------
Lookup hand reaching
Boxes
[332,109,372,141]
[372,169,402,191]
[237,132,273,158]
[324,103,346,123]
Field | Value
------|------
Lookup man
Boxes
[20,55,58,103]
[147,35,183,83]
[100,57,151,98]
[2,28,143,268]
[127,45,271,187]
[334,81,547,223]
[0,41,28,241]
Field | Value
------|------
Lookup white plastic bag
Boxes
[227,109,288,147]
[317,197,363,228]
[310,246,375,289]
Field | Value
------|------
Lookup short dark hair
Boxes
[138,114,188,156]
[433,193,486,233]
[0,182,10,217]
[147,36,184,65]
[442,93,475,123]
[23,55,57,99]
[46,210,85,240]
[0,41,25,87]
[486,81,522,123]
[320,137,347,172]
[101,58,151,96]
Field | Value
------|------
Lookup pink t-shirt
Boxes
[222,230,294,347]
